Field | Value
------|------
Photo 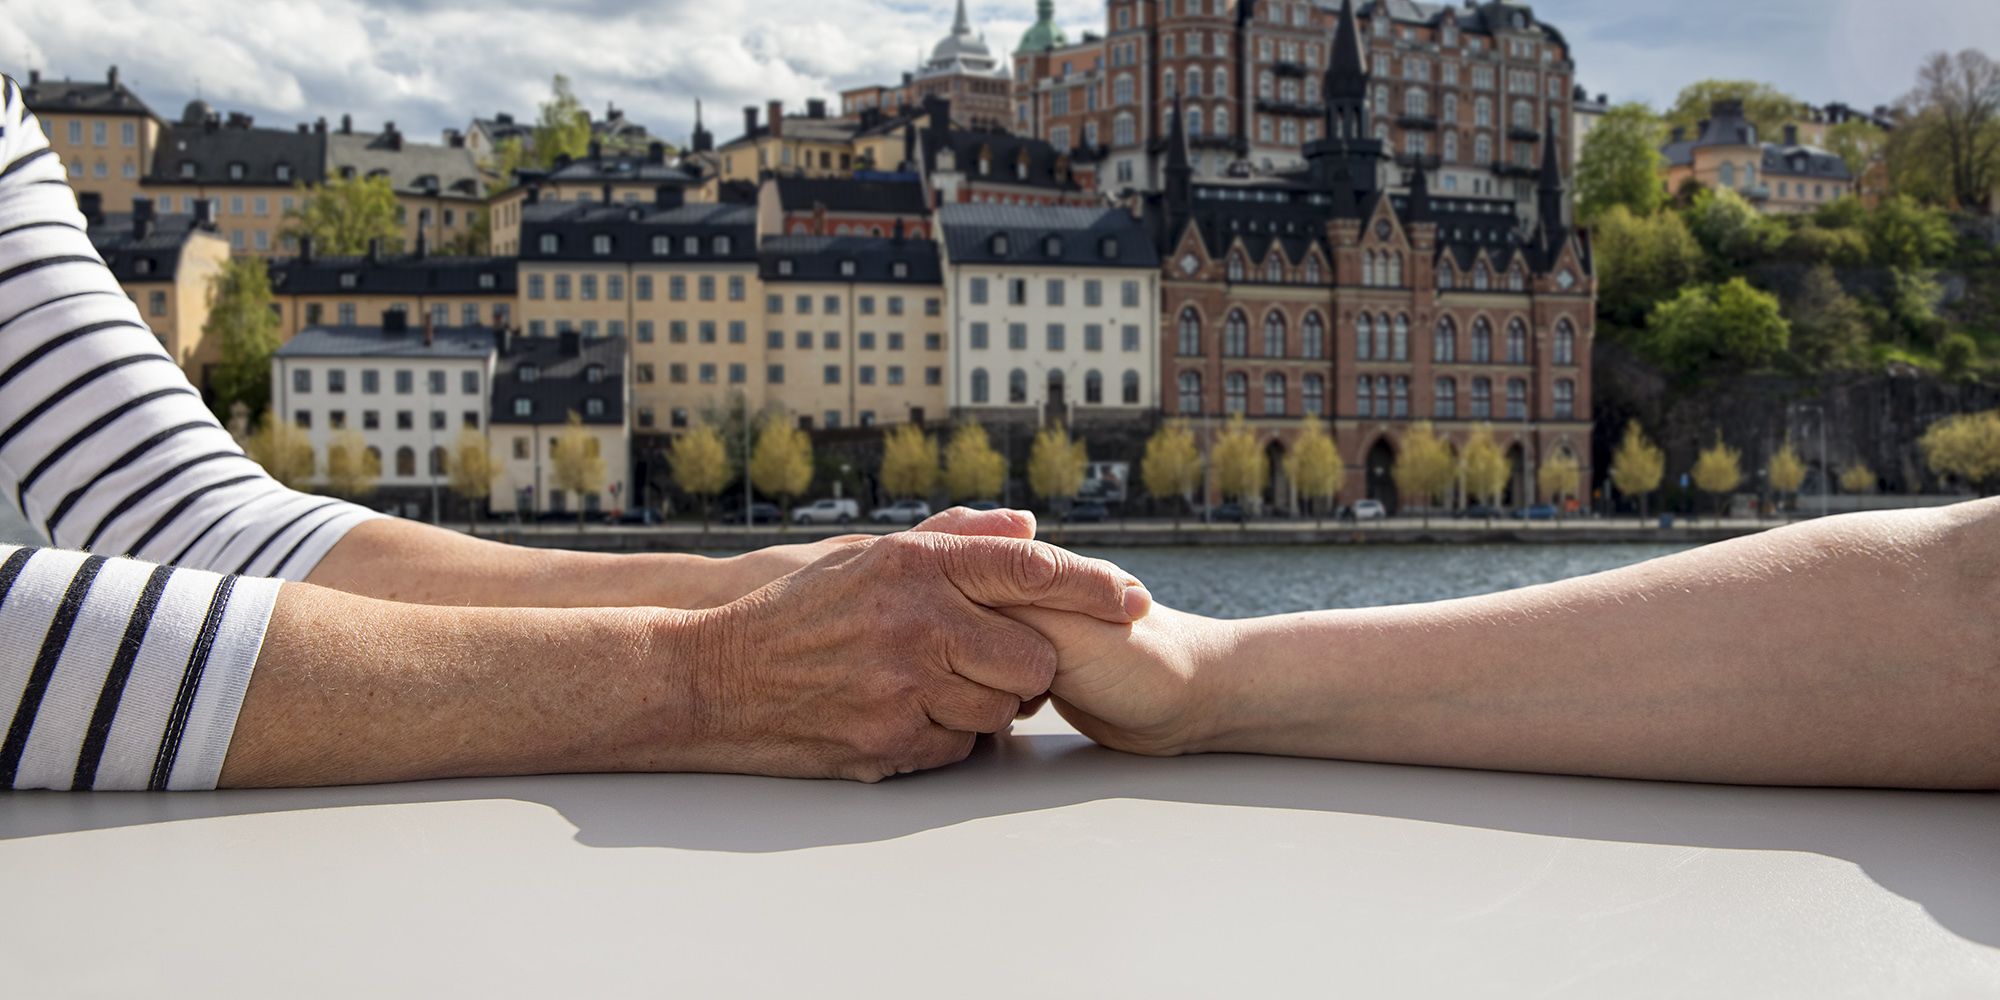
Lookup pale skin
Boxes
[1009,498,2000,790]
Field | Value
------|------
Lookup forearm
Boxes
[1203,500,2000,788]
[219,583,711,787]
[302,517,747,609]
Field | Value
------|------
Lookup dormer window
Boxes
[777,259,795,276]
[839,260,856,277]
[513,398,533,417]
[652,235,671,256]
[519,364,541,383]
[1016,160,1030,180]
[538,234,559,254]
[682,235,699,255]
[891,261,909,278]
[338,272,358,289]
[478,272,496,289]
[134,258,155,275]
[592,234,612,255]
[275,163,291,182]
[227,162,245,180]
[991,234,1009,256]
[1099,238,1118,259]
[585,364,605,384]
[585,396,606,417]
[1043,236,1063,257]
[714,235,732,254]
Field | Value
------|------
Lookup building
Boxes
[82,194,230,380]
[324,119,488,253]
[757,175,934,239]
[141,102,324,256]
[269,319,499,520]
[516,198,760,435]
[1570,85,1608,164]
[22,66,162,210]
[906,99,1103,207]
[1150,0,1593,512]
[490,139,711,255]
[1661,99,1854,213]
[1012,8,1110,159]
[838,0,1014,130]
[938,204,1161,426]
[717,100,879,183]
[466,112,536,167]
[267,239,517,338]
[489,331,632,516]
[757,235,949,430]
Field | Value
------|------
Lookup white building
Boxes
[938,203,1159,424]
[488,331,632,517]
[271,318,497,520]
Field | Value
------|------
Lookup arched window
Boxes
[1471,318,1493,363]
[1387,253,1403,287]
[1434,376,1457,418]
[1224,372,1249,413]
[1719,161,1736,188]
[1392,376,1410,417]
[1223,310,1248,356]
[1186,67,1204,97]
[430,446,448,477]
[1304,255,1321,284]
[1475,96,1492,127]
[1473,261,1491,290]
[1163,68,1177,98]
[1215,68,1229,97]
[1265,255,1284,283]
[1554,319,1576,366]
[1470,377,1492,418]
[1507,266,1524,292]
[1506,319,1527,363]
[1393,314,1410,360]
[1374,313,1391,360]
[1303,375,1325,415]
[1262,311,1286,357]
[1512,99,1534,129]
[970,367,990,403]
[1375,375,1391,418]
[1008,368,1028,404]
[1433,317,1457,362]
[1356,314,1373,360]
[1443,92,1458,123]
[1187,106,1204,136]
[1364,250,1377,287]
[1214,105,1230,136]
[1357,375,1375,418]
[1123,369,1141,405]
[395,446,416,477]
[1178,371,1203,413]
[1227,254,1245,282]
[1554,378,1576,419]
[1178,307,1202,356]
[1506,377,1528,419]
[1438,261,1455,290]
[1263,373,1288,415]
[1443,131,1459,163]
[1084,369,1103,404]
[1474,132,1492,163]
[1302,312,1326,359]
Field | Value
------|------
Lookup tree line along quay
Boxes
[25,2,2000,531]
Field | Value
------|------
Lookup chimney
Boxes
[927,96,951,137]
[106,65,119,89]
[27,69,38,86]
[807,98,827,119]
[554,153,573,170]
[767,100,783,138]
[444,128,465,148]
[588,139,602,161]
[496,112,514,125]
[192,198,216,229]
[601,182,614,205]
[525,185,541,205]
[79,192,105,226]
[296,124,308,134]
[383,309,408,334]
[422,310,435,347]
[648,140,666,165]
[299,234,315,263]
[366,237,381,262]
[1670,126,1685,143]
[892,216,905,243]
[340,113,353,134]
[1782,123,1798,146]
[384,122,402,150]
[498,325,515,357]
[744,105,760,136]
[128,197,152,238]
[314,116,328,134]
[654,184,684,209]
[560,329,583,357]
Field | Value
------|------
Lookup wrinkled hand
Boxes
[1002,604,1226,757]
[692,508,1043,608]
[684,527,1153,781]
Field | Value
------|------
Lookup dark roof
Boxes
[490,335,628,426]
[327,130,486,200]
[758,235,942,285]
[21,71,155,118]
[938,204,1159,268]
[275,325,499,360]
[1356,0,1566,45]
[519,202,757,263]
[528,149,698,186]
[148,122,326,187]
[269,254,518,296]
[86,211,215,283]
[772,175,929,214]
[1662,101,1852,181]
[1759,145,1851,181]
[918,124,1088,192]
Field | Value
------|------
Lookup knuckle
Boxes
[1010,543,1061,597]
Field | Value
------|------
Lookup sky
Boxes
[5,0,1998,148]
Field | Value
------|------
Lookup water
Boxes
[1071,543,1694,619]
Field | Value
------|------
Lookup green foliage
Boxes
[490,137,528,190]
[1825,119,1889,179]
[1577,103,1667,222]
[1665,80,1802,140]
[1812,196,1869,230]
[1684,186,1782,267]
[1784,265,1870,370]
[1026,423,1087,507]
[207,257,284,420]
[1646,277,1791,371]
[244,411,315,490]
[1940,332,1981,378]
[1283,420,1344,523]
[533,75,592,169]
[1210,415,1267,508]
[1864,195,1957,268]
[1393,421,1457,523]
[1456,424,1509,511]
[1780,223,1868,267]
[942,422,1007,501]
[876,424,936,499]
[1885,267,1945,348]
[750,415,815,505]
[282,174,402,255]
[1691,434,1744,520]
[1919,409,2000,493]
[1610,421,1666,516]
[1592,205,1706,327]
[441,208,491,257]
[1885,51,2000,214]
[1140,419,1203,521]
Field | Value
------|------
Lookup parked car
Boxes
[1511,504,1559,521]
[618,507,663,526]
[720,502,782,526]
[1062,501,1110,524]
[1458,504,1504,520]
[1349,499,1388,522]
[1201,502,1247,524]
[871,499,933,525]
[792,498,860,525]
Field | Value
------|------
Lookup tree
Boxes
[1865,195,1957,268]
[1826,118,1890,181]
[1140,419,1204,528]
[1026,422,1087,517]
[1768,437,1807,517]
[1785,264,1870,370]
[441,208,492,257]
[1457,424,1510,522]
[1210,415,1267,530]
[1919,410,2000,494]
[1388,422,1455,526]
[1685,186,1782,266]
[533,74,592,169]
[551,412,608,533]
[1665,80,1801,141]
[1886,50,2000,214]
[447,428,496,533]
[942,422,1006,502]
[1577,103,1668,222]
[1780,223,1869,268]
[1647,277,1790,371]
[206,257,284,421]
[877,424,938,501]
[323,429,380,499]
[243,411,314,490]
[669,420,732,532]
[1284,420,1343,527]
[282,173,402,255]
[750,415,814,527]
[1691,434,1744,525]
[489,136,529,190]
[1886,267,1946,350]
[1537,451,1582,520]
[1592,205,1706,327]
[1610,420,1666,522]
[1840,462,1878,495]
[1940,331,1982,379]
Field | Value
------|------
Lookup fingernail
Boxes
[1121,585,1153,619]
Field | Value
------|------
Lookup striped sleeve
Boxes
[0,543,281,790]
[0,75,379,575]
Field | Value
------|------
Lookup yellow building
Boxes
[22,67,162,210]
[83,195,230,384]
[1661,99,1855,214]
[717,100,900,183]
[267,241,517,339]
[489,141,711,256]
[142,102,321,255]
[488,332,632,516]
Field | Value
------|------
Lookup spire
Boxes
[951,0,972,36]
[1537,106,1567,232]
[1164,92,1192,209]
[1406,162,1432,224]
[691,98,713,153]
[1323,0,1371,140]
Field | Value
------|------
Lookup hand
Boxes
[692,508,1044,608]
[679,529,1153,781]
[1002,604,1231,757]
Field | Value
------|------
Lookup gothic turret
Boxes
[691,99,713,153]
[1303,0,1385,202]
[1535,107,1569,247]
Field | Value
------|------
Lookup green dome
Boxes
[1015,0,1068,54]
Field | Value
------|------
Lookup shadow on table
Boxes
[6,733,1997,947]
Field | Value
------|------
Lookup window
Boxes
[1008,368,1028,404]
[1224,372,1249,414]
[592,234,612,255]
[1506,320,1528,363]
[1262,312,1286,357]
[1047,324,1065,351]
[1227,255,1245,282]
[1392,376,1410,418]
[700,276,717,301]
[1085,370,1103,405]
[1506,378,1528,420]
[1178,308,1201,356]
[1472,318,1493,363]
[1177,371,1202,414]
[1393,315,1410,361]
[1085,324,1104,352]
[395,447,416,477]
[1262,373,1287,416]
[1433,318,1458,362]
[1223,311,1248,356]
[1302,313,1325,359]
[823,365,840,385]
[1470,377,1492,418]
[1554,378,1575,419]
[1356,314,1373,361]
[1302,375,1325,416]
[1374,314,1391,360]
[1008,278,1028,306]
[970,368,990,404]
[538,234,559,254]
[1083,279,1102,308]
[1434,377,1458,419]
[1555,319,1576,365]
[1357,375,1374,418]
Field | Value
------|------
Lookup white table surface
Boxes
[3,709,1997,998]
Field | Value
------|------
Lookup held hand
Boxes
[693,508,1044,607]
[683,530,1151,782]
[1002,604,1229,757]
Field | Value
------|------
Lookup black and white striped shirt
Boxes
[0,75,378,790]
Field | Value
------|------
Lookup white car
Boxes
[792,498,859,525]
[870,500,932,524]
[1351,499,1388,521]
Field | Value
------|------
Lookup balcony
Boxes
[1271,60,1312,78]
[1396,112,1439,131]
[1395,152,1443,170]
[1191,134,1249,153]
[1507,125,1542,143]
[1492,160,1540,179]
[1255,98,1324,118]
